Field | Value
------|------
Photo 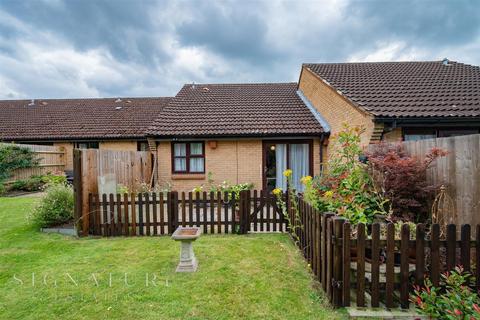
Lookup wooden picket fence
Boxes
[85,189,480,310]
[294,196,480,309]
[86,190,287,236]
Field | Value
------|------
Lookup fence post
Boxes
[245,190,251,233]
[285,191,290,233]
[173,191,179,233]
[238,190,247,234]
[332,217,345,307]
[321,212,334,291]
[73,149,85,236]
[167,191,179,234]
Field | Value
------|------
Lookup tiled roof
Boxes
[148,83,325,137]
[304,61,480,118]
[0,97,171,141]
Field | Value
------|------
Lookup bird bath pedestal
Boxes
[171,226,201,272]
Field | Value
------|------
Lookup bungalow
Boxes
[297,59,480,154]
[2,59,479,193]
[0,97,171,170]
[147,82,328,192]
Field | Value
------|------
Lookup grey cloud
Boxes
[346,0,480,46]
[0,0,168,65]
[0,0,479,99]
[175,1,285,65]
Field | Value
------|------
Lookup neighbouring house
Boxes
[298,59,480,155]
[147,83,328,192]
[0,97,171,170]
[4,59,479,192]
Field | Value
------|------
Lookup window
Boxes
[172,142,205,173]
[438,129,479,138]
[264,140,312,192]
[403,129,436,141]
[75,142,99,149]
[137,141,150,151]
[403,128,480,141]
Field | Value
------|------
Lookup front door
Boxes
[263,140,313,192]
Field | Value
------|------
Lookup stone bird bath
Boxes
[171,226,201,272]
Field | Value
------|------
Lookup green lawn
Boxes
[0,196,342,320]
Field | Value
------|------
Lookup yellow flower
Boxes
[300,175,312,184]
[272,188,282,196]
[283,169,292,177]
[192,186,203,193]
[324,190,334,198]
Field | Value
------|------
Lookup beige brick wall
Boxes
[313,138,323,176]
[299,67,376,152]
[157,140,262,192]
[99,141,137,151]
[157,138,324,193]
[383,128,403,142]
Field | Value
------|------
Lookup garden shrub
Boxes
[8,173,67,192]
[193,172,253,200]
[273,169,302,244]
[366,142,447,222]
[412,266,480,319]
[41,172,67,186]
[0,144,39,182]
[303,125,388,225]
[0,183,5,196]
[30,184,74,227]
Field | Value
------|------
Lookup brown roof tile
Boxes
[304,60,480,118]
[148,83,324,137]
[0,97,171,141]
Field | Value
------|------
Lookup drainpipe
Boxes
[319,135,324,174]
[147,138,158,187]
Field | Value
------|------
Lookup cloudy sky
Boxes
[0,0,479,99]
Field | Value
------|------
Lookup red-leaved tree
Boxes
[366,143,448,222]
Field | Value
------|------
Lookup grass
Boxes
[0,196,343,320]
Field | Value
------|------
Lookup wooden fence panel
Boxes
[2,143,66,182]
[379,134,480,227]
[74,148,153,236]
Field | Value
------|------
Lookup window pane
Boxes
[289,144,309,192]
[174,158,186,171]
[190,142,203,155]
[137,142,149,151]
[404,134,436,141]
[438,129,478,137]
[190,158,204,172]
[174,143,186,156]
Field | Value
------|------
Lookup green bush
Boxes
[0,183,5,196]
[41,173,67,186]
[0,144,39,182]
[303,125,388,225]
[412,266,480,319]
[8,174,67,192]
[30,184,74,227]
[10,179,28,191]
